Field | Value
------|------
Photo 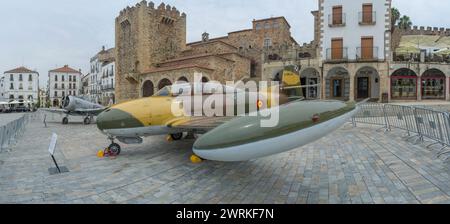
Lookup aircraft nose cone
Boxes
[96,108,144,131]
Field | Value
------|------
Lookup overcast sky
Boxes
[0,0,448,88]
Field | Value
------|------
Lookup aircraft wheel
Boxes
[62,117,69,125]
[83,117,91,125]
[171,133,183,141]
[108,143,121,156]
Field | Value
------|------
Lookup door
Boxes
[332,6,343,25]
[361,37,373,60]
[331,38,343,60]
[301,77,307,98]
[357,77,369,99]
[331,78,343,98]
[308,78,318,99]
[362,4,373,23]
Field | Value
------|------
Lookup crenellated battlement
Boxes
[118,0,186,20]
[115,1,188,102]
[397,25,450,36]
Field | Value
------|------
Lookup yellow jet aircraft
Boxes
[96,73,359,162]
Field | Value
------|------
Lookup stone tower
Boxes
[115,1,187,101]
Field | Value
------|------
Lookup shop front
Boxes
[391,68,418,100]
[421,69,446,100]
[300,68,320,99]
[355,66,380,101]
[326,67,350,101]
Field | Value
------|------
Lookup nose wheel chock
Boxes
[190,154,204,164]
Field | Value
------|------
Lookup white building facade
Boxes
[319,0,391,102]
[2,67,39,103]
[320,0,391,61]
[38,88,48,108]
[89,46,115,105]
[89,56,102,103]
[48,65,82,107]
[0,76,5,101]
[100,61,115,106]
[81,73,91,99]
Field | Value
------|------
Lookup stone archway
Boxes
[142,80,154,97]
[355,66,380,100]
[178,76,189,83]
[326,67,350,100]
[273,69,284,82]
[301,68,320,99]
[421,68,446,100]
[391,68,418,100]
[158,78,172,90]
[201,76,209,83]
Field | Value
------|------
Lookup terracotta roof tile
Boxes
[4,66,37,74]
[49,65,81,74]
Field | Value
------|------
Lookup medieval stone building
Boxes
[115,0,297,102]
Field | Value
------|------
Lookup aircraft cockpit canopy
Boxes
[153,83,245,97]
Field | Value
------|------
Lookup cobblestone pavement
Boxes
[0,112,450,204]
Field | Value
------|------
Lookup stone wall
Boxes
[182,41,237,57]
[115,0,186,102]
[115,2,297,102]
[391,26,450,51]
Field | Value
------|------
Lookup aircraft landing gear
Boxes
[106,143,121,156]
[62,117,69,125]
[83,116,91,125]
[103,136,121,156]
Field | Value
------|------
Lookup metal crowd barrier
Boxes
[353,103,450,159]
[0,113,37,152]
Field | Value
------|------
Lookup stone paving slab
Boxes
[0,112,450,204]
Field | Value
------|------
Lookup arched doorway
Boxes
[355,66,380,100]
[201,77,209,83]
[178,76,189,83]
[158,78,172,90]
[53,99,59,107]
[421,69,445,100]
[273,69,283,82]
[301,68,320,99]
[391,68,417,100]
[326,67,350,100]
[142,80,154,97]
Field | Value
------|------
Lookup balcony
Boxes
[356,47,379,61]
[359,12,376,25]
[101,84,115,91]
[326,47,348,62]
[328,13,346,27]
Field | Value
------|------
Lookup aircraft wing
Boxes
[74,108,106,116]
[40,108,69,115]
[166,116,237,134]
